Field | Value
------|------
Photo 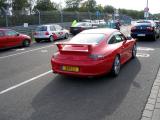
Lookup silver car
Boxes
[34,24,69,43]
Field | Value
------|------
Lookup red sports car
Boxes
[51,28,137,77]
[0,29,31,49]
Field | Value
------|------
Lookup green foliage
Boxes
[34,0,57,11]
[65,0,83,11]
[119,9,144,19]
[104,5,114,14]
[0,0,8,9]
[79,0,96,12]
[12,0,29,10]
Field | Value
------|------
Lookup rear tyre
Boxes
[23,39,30,47]
[49,35,54,42]
[152,34,157,41]
[65,33,69,39]
[35,39,41,43]
[111,55,121,77]
[132,44,137,59]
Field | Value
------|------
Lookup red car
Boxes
[51,28,137,77]
[0,29,31,49]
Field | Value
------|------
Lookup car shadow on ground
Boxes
[136,37,160,48]
[31,58,141,120]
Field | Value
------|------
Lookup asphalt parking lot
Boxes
[0,27,160,120]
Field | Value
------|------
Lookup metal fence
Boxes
[0,10,110,27]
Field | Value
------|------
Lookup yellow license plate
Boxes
[62,66,79,72]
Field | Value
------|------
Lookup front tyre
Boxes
[49,35,54,42]
[132,44,137,59]
[64,33,69,39]
[152,34,157,41]
[111,55,121,76]
[23,39,30,47]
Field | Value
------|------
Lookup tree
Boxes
[104,5,114,14]
[0,0,7,9]
[119,9,144,19]
[79,0,97,12]
[34,0,57,11]
[95,4,103,12]
[12,0,29,11]
[65,0,83,11]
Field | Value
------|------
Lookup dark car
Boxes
[0,29,31,49]
[70,22,93,35]
[131,20,159,41]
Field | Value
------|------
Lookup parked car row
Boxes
[0,29,31,49]
[0,24,69,49]
[0,20,123,50]
[131,20,160,41]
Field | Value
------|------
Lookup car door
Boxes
[49,25,58,39]
[0,31,6,48]
[54,25,64,38]
[5,30,19,47]
[119,33,132,60]
[108,33,127,64]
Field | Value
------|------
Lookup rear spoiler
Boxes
[54,42,96,53]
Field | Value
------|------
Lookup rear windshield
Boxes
[0,31,4,37]
[36,26,47,31]
[70,33,105,44]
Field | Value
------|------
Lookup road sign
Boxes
[144,7,149,12]
[114,9,119,16]
[144,12,149,18]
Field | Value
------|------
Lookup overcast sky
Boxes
[52,0,160,14]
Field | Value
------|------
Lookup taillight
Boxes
[45,32,49,35]
[89,54,105,60]
[147,27,154,31]
[52,33,58,39]
[53,52,59,58]
[131,26,136,31]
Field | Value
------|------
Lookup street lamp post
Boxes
[147,0,148,8]
[144,0,149,19]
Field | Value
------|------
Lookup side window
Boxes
[5,30,17,36]
[108,36,116,44]
[55,25,62,30]
[50,26,56,31]
[0,31,4,37]
[115,34,122,43]
[119,34,126,41]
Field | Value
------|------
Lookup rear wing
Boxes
[54,42,96,53]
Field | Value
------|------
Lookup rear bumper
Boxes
[131,32,155,38]
[70,31,81,35]
[51,57,112,77]
[34,35,50,39]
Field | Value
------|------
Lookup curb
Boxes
[141,67,160,120]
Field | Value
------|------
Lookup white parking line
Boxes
[0,45,53,60]
[0,70,52,95]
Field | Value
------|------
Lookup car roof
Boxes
[80,28,118,35]
[0,28,12,31]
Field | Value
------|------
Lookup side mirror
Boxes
[16,33,20,36]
